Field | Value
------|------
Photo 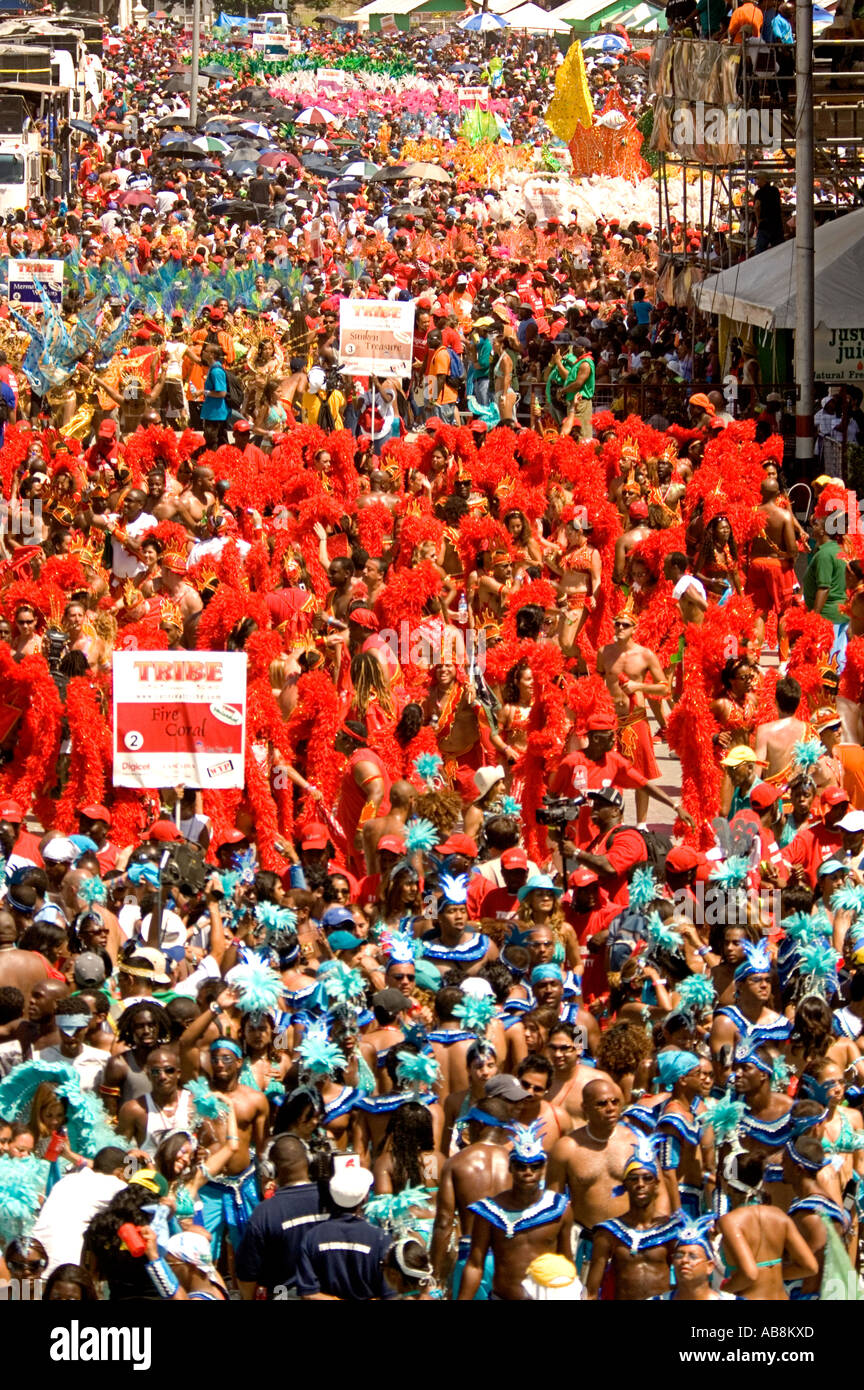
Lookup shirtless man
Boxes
[475,550,513,623]
[515,1055,570,1153]
[424,661,490,772]
[710,941,791,1088]
[734,1042,795,1210]
[753,675,808,787]
[458,1130,573,1301]
[547,1022,611,1122]
[195,1039,270,1257]
[612,500,652,585]
[430,1097,514,1297]
[0,909,50,1004]
[323,556,356,624]
[145,467,181,522]
[177,465,217,533]
[158,552,203,648]
[549,1078,669,1268]
[597,612,669,825]
[361,780,416,873]
[585,1142,682,1300]
[746,477,798,645]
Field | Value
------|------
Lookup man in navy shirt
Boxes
[235,1136,327,1300]
[296,1166,394,1300]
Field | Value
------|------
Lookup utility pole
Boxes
[794,0,814,471]
[190,0,201,128]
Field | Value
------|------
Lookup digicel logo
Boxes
[133,661,224,681]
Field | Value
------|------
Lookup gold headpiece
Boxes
[159,598,183,631]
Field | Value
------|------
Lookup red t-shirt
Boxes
[585,825,648,905]
[550,751,648,848]
[787,822,843,888]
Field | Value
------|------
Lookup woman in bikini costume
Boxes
[546,512,602,657]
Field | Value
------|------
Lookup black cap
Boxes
[485,1074,529,1103]
[372,988,411,1015]
[586,787,625,811]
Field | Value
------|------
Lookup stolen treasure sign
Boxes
[112,652,248,790]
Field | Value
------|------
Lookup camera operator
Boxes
[548,711,692,848]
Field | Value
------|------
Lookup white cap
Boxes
[837,811,864,834]
[329,1166,374,1208]
[460,977,494,999]
[42,837,78,863]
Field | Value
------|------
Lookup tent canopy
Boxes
[505,2,573,29]
[694,207,864,331]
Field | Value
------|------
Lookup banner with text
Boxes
[338,298,415,379]
[112,652,247,789]
[7,259,64,306]
[815,326,864,381]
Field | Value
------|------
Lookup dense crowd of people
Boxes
[0,14,862,1307]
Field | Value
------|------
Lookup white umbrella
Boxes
[459,12,510,29]
[582,32,629,52]
[240,122,272,139]
[295,106,340,126]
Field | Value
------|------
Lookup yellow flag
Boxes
[545,41,594,143]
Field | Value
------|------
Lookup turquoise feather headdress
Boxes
[677,973,716,1013]
[782,910,825,944]
[228,959,283,1017]
[452,994,497,1037]
[700,1091,746,1144]
[364,1186,432,1234]
[0,1061,126,1158]
[510,1120,546,1166]
[78,876,107,905]
[403,818,439,855]
[186,1077,231,1122]
[0,1154,48,1246]
[708,855,751,888]
[501,796,522,817]
[830,884,864,921]
[412,752,443,788]
[395,1049,440,1092]
[381,929,419,965]
[628,866,658,913]
[796,942,841,997]
[298,1021,347,1079]
[318,960,367,1009]
[645,911,683,955]
[791,737,824,771]
[254,901,298,947]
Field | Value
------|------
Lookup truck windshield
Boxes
[0,154,24,185]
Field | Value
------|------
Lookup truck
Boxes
[0,90,44,213]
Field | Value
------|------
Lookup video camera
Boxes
[536,793,584,829]
[127,841,209,897]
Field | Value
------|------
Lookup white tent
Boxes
[504,1,574,28]
[694,208,864,330]
[549,0,613,22]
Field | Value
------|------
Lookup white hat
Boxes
[460,977,494,999]
[837,811,864,834]
[474,765,505,800]
[42,837,78,863]
[329,1165,374,1208]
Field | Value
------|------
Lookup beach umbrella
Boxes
[369,164,408,182]
[240,122,271,139]
[582,32,629,52]
[459,12,509,29]
[342,159,378,178]
[156,114,196,128]
[224,159,258,177]
[116,190,156,209]
[295,106,339,126]
[401,161,452,182]
[69,118,97,137]
[258,150,300,169]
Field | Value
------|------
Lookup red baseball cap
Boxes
[145,819,183,842]
[301,822,330,850]
[665,845,701,872]
[569,866,599,888]
[438,833,478,858]
[0,799,23,822]
[97,420,117,439]
[79,804,112,825]
[749,784,782,812]
[215,828,248,849]
[501,847,529,871]
[378,835,406,855]
[586,712,617,731]
[629,499,649,520]
[822,787,850,807]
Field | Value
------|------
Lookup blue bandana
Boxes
[209,1039,243,1059]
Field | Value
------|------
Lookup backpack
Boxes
[223,369,244,414]
[606,824,672,878]
[445,347,466,392]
